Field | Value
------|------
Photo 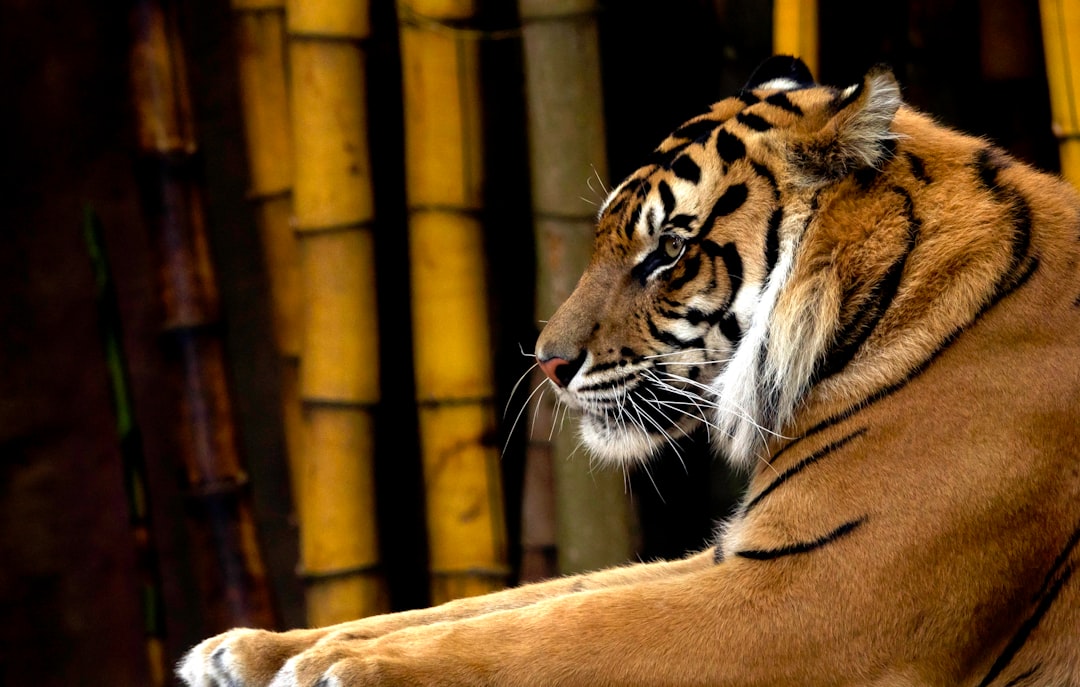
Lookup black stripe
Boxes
[698,183,749,237]
[736,518,864,561]
[622,204,642,240]
[647,142,690,169]
[1034,521,1080,603]
[667,254,701,290]
[647,316,700,349]
[751,162,778,198]
[815,185,919,381]
[668,213,695,230]
[701,240,743,304]
[718,312,742,343]
[587,359,623,374]
[764,91,803,116]
[715,129,747,164]
[604,195,627,219]
[745,428,868,513]
[765,207,782,276]
[906,151,932,184]
[737,111,773,132]
[974,147,1010,191]
[644,207,658,236]
[658,180,676,217]
[673,118,721,142]
[974,151,1038,307]
[977,566,1073,687]
[671,155,702,183]
[719,242,743,304]
[738,91,760,106]
[1002,666,1041,687]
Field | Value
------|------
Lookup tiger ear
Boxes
[793,65,902,182]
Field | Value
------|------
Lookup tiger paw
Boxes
[265,627,459,687]
[178,627,327,687]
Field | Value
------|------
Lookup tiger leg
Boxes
[260,550,903,687]
[178,549,715,687]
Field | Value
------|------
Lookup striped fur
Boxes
[178,56,1080,687]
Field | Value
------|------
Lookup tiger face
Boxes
[535,58,905,467]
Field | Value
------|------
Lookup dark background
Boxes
[0,0,1053,684]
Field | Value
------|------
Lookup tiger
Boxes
[180,55,1080,686]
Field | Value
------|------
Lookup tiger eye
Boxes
[661,235,684,259]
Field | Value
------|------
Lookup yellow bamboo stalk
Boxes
[773,0,818,77]
[398,0,509,604]
[1040,0,1080,186]
[230,0,305,511]
[286,0,388,626]
[519,0,634,577]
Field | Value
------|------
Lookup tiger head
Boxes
[535,56,911,468]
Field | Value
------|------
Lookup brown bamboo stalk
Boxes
[230,0,305,512]
[286,0,388,626]
[1039,0,1080,186]
[398,0,509,604]
[129,0,276,633]
[773,0,818,77]
[518,0,634,577]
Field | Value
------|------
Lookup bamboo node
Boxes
[285,30,373,44]
[292,217,378,237]
[296,562,383,582]
[300,397,380,411]
[1051,121,1080,140]
[186,474,252,498]
[399,6,520,41]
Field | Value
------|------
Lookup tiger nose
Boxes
[537,354,585,388]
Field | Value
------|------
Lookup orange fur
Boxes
[180,58,1080,687]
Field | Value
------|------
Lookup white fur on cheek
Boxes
[710,206,812,468]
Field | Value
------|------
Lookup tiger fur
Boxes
[179,56,1080,686]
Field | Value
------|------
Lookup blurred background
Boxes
[0,0,1062,684]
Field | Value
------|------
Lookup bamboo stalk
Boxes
[518,0,634,577]
[230,0,305,512]
[1039,0,1080,186]
[773,0,818,77]
[129,0,277,633]
[286,0,388,626]
[84,208,169,687]
[398,0,509,604]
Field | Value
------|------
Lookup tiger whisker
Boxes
[631,390,688,474]
[504,362,540,418]
[503,374,551,458]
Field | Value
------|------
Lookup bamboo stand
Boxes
[519,0,634,577]
[1039,0,1080,186]
[230,0,305,512]
[773,0,818,77]
[129,0,276,633]
[398,0,509,604]
[287,0,388,626]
